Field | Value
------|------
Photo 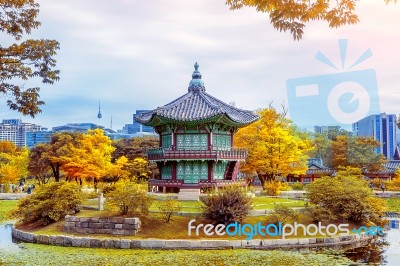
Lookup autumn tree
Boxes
[234,107,313,187]
[0,0,60,116]
[0,140,29,185]
[102,156,131,183]
[45,132,82,182]
[28,144,52,185]
[60,129,115,188]
[112,136,158,159]
[311,128,352,167]
[226,0,397,40]
[310,130,386,171]
[112,136,159,179]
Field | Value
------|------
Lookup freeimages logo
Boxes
[286,39,380,128]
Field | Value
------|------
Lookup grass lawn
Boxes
[252,197,305,210]
[0,200,17,222]
[83,196,306,213]
[151,196,306,212]
[29,209,360,240]
[385,198,400,212]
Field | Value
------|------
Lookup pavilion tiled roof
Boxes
[135,63,259,127]
[365,160,400,174]
[305,168,336,175]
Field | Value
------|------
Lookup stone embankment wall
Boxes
[13,225,374,250]
[63,216,141,236]
[0,193,27,200]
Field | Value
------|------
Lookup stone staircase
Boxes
[178,188,200,201]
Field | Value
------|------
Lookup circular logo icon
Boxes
[327,81,370,124]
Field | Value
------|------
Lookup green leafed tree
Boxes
[225,0,397,40]
[310,130,386,172]
[0,0,60,116]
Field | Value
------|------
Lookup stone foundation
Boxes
[63,216,141,236]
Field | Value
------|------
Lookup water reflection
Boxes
[345,219,400,265]
[0,223,19,251]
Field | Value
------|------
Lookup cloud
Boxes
[1,0,398,130]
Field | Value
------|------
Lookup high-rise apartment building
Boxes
[352,113,397,160]
[0,119,48,147]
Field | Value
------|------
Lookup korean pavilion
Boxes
[135,63,259,193]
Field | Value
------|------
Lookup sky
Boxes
[1,0,400,131]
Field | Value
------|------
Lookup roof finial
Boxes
[188,62,205,92]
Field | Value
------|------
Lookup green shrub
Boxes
[290,182,304,191]
[156,197,182,222]
[101,183,117,195]
[264,180,290,196]
[304,206,335,223]
[10,182,84,225]
[201,185,253,225]
[265,204,298,225]
[105,180,153,216]
[307,175,386,225]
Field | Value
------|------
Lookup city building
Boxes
[352,113,397,160]
[26,131,53,148]
[119,124,135,134]
[0,119,47,147]
[314,125,341,134]
[135,63,259,193]
[52,123,101,132]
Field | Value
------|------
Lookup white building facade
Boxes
[0,119,47,147]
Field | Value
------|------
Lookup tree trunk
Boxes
[93,177,98,190]
[257,173,266,189]
[50,163,60,182]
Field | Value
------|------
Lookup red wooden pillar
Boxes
[172,161,177,180]
[208,132,213,150]
[208,161,214,181]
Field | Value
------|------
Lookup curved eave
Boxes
[136,113,256,128]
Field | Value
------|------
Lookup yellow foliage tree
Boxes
[60,129,115,188]
[234,108,313,187]
[103,156,131,183]
[130,157,152,181]
[0,141,29,185]
[386,168,400,191]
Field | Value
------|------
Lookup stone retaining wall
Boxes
[12,226,374,250]
[0,193,27,200]
[63,216,141,236]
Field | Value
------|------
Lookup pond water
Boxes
[1,220,400,265]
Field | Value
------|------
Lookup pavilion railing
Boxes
[146,147,248,161]
[147,179,246,188]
